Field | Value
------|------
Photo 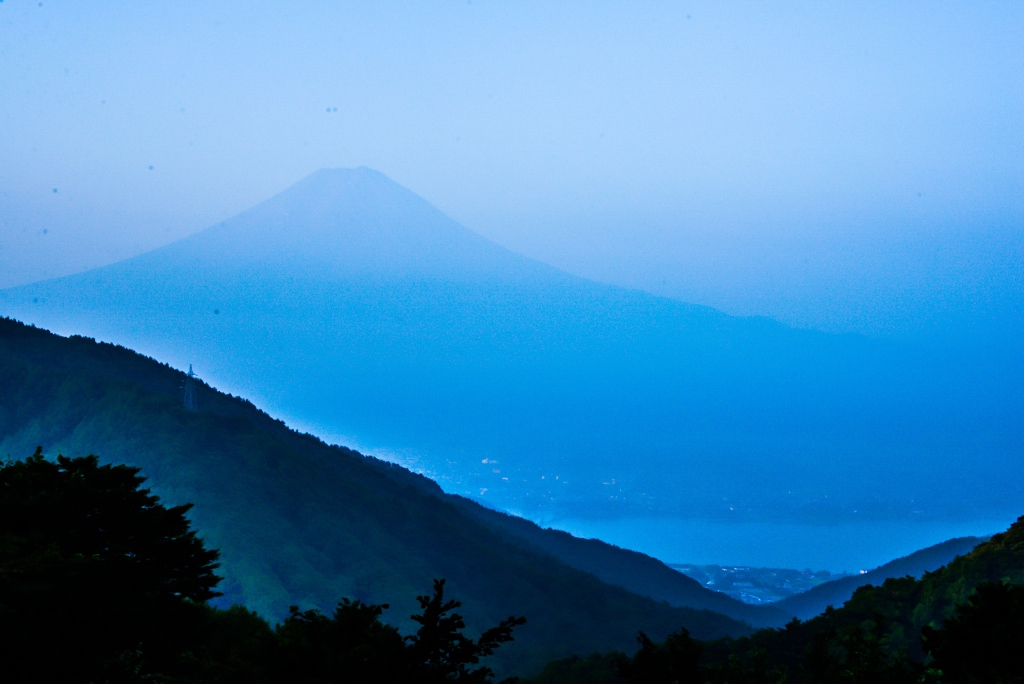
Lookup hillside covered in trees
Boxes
[528,517,1024,683]
[0,317,757,675]
[4,439,1021,683]
[769,535,988,622]
[0,450,528,683]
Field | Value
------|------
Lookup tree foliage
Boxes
[619,628,703,684]
[525,519,1024,684]
[0,448,221,682]
[922,581,1024,684]
[406,578,526,683]
[0,448,524,683]
[274,582,525,684]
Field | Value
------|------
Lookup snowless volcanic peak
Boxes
[2,169,1021,536]
[160,167,554,283]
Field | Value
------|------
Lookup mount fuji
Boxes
[2,168,1021,539]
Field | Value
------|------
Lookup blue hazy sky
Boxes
[2,0,1022,339]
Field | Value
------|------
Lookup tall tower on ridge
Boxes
[183,364,198,412]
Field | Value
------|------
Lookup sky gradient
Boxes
[2,0,1022,341]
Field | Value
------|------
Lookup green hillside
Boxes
[770,535,987,621]
[449,496,786,628]
[701,516,1024,681]
[0,317,750,675]
[528,516,1024,682]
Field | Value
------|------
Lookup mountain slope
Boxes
[0,311,778,627]
[771,535,988,621]
[0,317,753,675]
[1,168,1021,533]
[712,516,1024,670]
[528,518,1024,682]
[450,497,788,628]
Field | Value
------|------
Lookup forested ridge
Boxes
[0,450,525,683]
[768,536,989,622]
[528,518,1024,683]
[0,317,749,677]
[3,444,1022,683]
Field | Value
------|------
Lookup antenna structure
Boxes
[183,364,199,412]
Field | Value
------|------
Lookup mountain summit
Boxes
[152,167,555,282]
[2,170,1020,544]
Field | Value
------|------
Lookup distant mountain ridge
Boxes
[1,168,1020,534]
[715,517,1024,671]
[771,535,989,621]
[521,517,1024,682]
[449,496,787,627]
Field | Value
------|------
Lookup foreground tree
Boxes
[276,599,408,682]
[0,449,526,683]
[619,628,703,684]
[276,579,525,683]
[407,578,526,683]
[923,581,1024,684]
[803,614,921,684]
[0,448,221,682]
